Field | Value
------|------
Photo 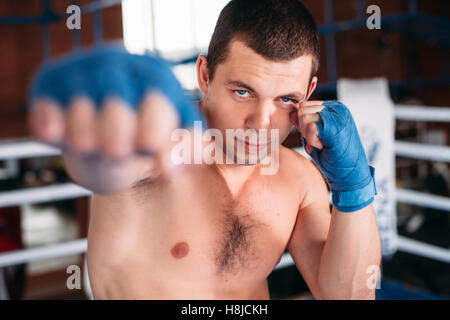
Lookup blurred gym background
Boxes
[0,0,448,299]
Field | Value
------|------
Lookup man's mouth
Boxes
[244,140,268,147]
[236,138,269,153]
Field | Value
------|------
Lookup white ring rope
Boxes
[395,141,450,162]
[0,139,61,160]
[0,238,87,268]
[0,183,92,207]
[395,105,450,122]
[274,235,450,270]
[396,236,450,264]
[396,189,450,212]
[274,252,294,270]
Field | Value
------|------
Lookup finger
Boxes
[298,113,321,134]
[136,92,182,179]
[65,97,98,154]
[291,108,323,132]
[28,98,65,144]
[304,122,323,150]
[98,98,137,159]
[298,104,324,116]
[135,91,180,154]
[300,100,324,108]
[305,143,313,154]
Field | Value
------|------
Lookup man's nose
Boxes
[244,101,273,130]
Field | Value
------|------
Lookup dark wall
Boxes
[0,0,123,139]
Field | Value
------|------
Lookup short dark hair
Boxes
[207,0,320,82]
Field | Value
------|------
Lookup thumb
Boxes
[302,137,313,154]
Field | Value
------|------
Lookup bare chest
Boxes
[89,165,301,296]
[138,166,300,285]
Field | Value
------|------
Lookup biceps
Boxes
[289,241,325,299]
[287,203,331,298]
[287,202,330,254]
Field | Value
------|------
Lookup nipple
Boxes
[171,242,189,259]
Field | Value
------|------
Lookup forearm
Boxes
[317,204,381,299]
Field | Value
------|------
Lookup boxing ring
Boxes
[0,0,448,299]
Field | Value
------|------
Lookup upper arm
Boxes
[286,158,331,299]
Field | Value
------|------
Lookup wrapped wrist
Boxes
[331,166,377,212]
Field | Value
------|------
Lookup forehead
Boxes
[216,40,312,93]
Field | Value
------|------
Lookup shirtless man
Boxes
[27,0,381,299]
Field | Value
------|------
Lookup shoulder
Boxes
[279,146,329,208]
[279,146,324,183]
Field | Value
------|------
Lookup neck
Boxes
[212,161,261,199]
[213,161,261,176]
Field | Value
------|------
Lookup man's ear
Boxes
[196,55,210,97]
[306,76,318,100]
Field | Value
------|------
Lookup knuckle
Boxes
[68,97,96,114]
[103,97,132,115]
[135,130,159,151]
[299,114,310,127]
[138,94,179,141]
[299,113,309,121]
[69,135,96,153]
[41,123,64,142]
[65,102,97,151]
[306,121,317,135]
[306,132,317,142]
[98,101,136,158]
[38,107,65,142]
[140,93,179,126]
[66,104,96,129]
[101,100,137,130]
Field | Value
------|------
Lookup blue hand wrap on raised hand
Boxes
[29,45,205,128]
[304,101,377,212]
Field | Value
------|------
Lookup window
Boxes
[122,0,230,90]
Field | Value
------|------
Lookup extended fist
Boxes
[28,45,204,160]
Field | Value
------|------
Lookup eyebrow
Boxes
[225,79,306,101]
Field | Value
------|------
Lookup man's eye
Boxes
[281,97,295,104]
[235,90,250,98]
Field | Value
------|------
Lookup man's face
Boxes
[197,39,316,165]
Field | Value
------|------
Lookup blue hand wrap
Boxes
[304,101,377,212]
[29,44,205,128]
